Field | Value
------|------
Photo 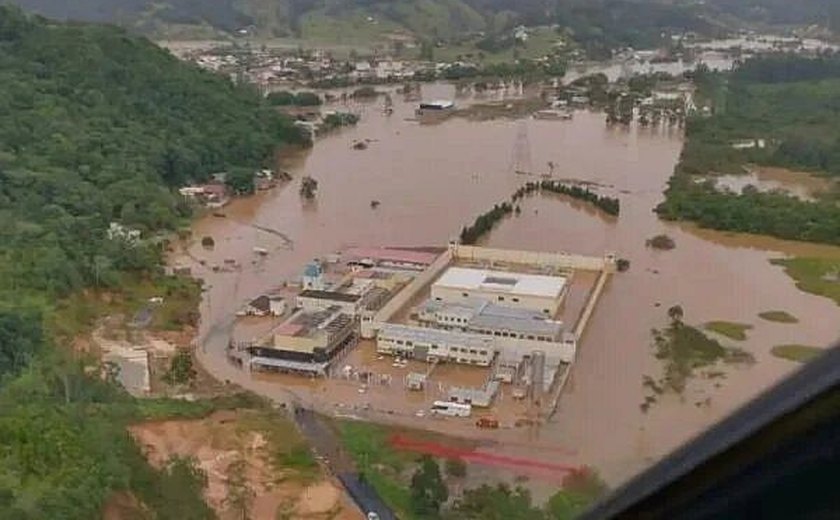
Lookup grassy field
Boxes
[703,321,753,341]
[433,26,566,64]
[47,272,201,344]
[758,310,799,323]
[771,344,825,363]
[650,321,754,395]
[337,421,415,518]
[239,410,320,481]
[771,257,840,307]
[299,9,404,46]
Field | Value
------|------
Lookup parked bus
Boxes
[431,401,472,417]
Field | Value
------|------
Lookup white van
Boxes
[430,401,472,417]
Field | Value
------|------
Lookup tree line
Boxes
[408,454,608,520]
[515,181,620,216]
[458,181,620,245]
[267,90,323,107]
[659,54,840,244]
[459,202,514,245]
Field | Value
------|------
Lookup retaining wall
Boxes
[452,244,615,272]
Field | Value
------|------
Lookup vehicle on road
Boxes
[430,401,471,417]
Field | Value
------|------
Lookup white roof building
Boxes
[431,267,567,315]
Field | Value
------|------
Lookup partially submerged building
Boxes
[417,298,563,342]
[248,306,355,376]
[431,267,568,316]
[377,324,495,366]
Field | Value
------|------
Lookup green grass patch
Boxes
[651,322,754,394]
[338,421,415,473]
[363,468,413,518]
[771,344,824,363]
[771,257,840,306]
[704,321,753,341]
[239,409,319,482]
[135,392,270,422]
[337,421,414,517]
[758,310,799,323]
[335,420,477,519]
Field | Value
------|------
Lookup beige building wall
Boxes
[452,244,615,273]
[376,333,494,366]
[273,334,320,353]
[430,285,563,316]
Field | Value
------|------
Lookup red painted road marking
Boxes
[389,434,579,473]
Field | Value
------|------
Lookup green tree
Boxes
[294,91,322,106]
[225,168,256,195]
[0,307,43,384]
[445,484,543,520]
[668,305,684,324]
[299,176,318,200]
[225,456,254,519]
[410,455,448,518]
[267,90,296,106]
[156,456,215,520]
[444,458,467,479]
[164,349,197,386]
[547,466,608,519]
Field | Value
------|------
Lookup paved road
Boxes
[293,408,397,520]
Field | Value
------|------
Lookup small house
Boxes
[238,295,272,317]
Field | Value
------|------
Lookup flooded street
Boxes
[179,82,840,487]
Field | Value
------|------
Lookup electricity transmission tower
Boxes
[508,121,532,175]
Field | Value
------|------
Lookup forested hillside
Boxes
[709,0,840,31]
[0,6,303,516]
[657,54,840,244]
[0,5,303,300]
[8,0,728,47]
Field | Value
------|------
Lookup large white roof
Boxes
[433,267,566,299]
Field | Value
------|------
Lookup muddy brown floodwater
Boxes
[176,82,840,490]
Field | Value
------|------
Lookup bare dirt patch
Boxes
[129,410,358,520]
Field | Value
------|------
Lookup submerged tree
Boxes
[299,176,319,200]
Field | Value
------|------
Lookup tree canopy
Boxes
[657,54,840,244]
[0,6,305,516]
[0,5,306,305]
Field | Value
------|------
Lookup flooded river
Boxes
[179,82,840,487]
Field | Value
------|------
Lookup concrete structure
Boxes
[269,295,287,317]
[302,261,325,290]
[237,295,273,317]
[102,347,150,396]
[432,266,568,316]
[297,290,361,314]
[377,324,494,366]
[344,247,440,271]
[531,350,546,404]
[406,372,427,391]
[248,306,355,376]
[447,381,500,408]
[363,248,454,338]
[417,299,563,342]
[450,243,616,273]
